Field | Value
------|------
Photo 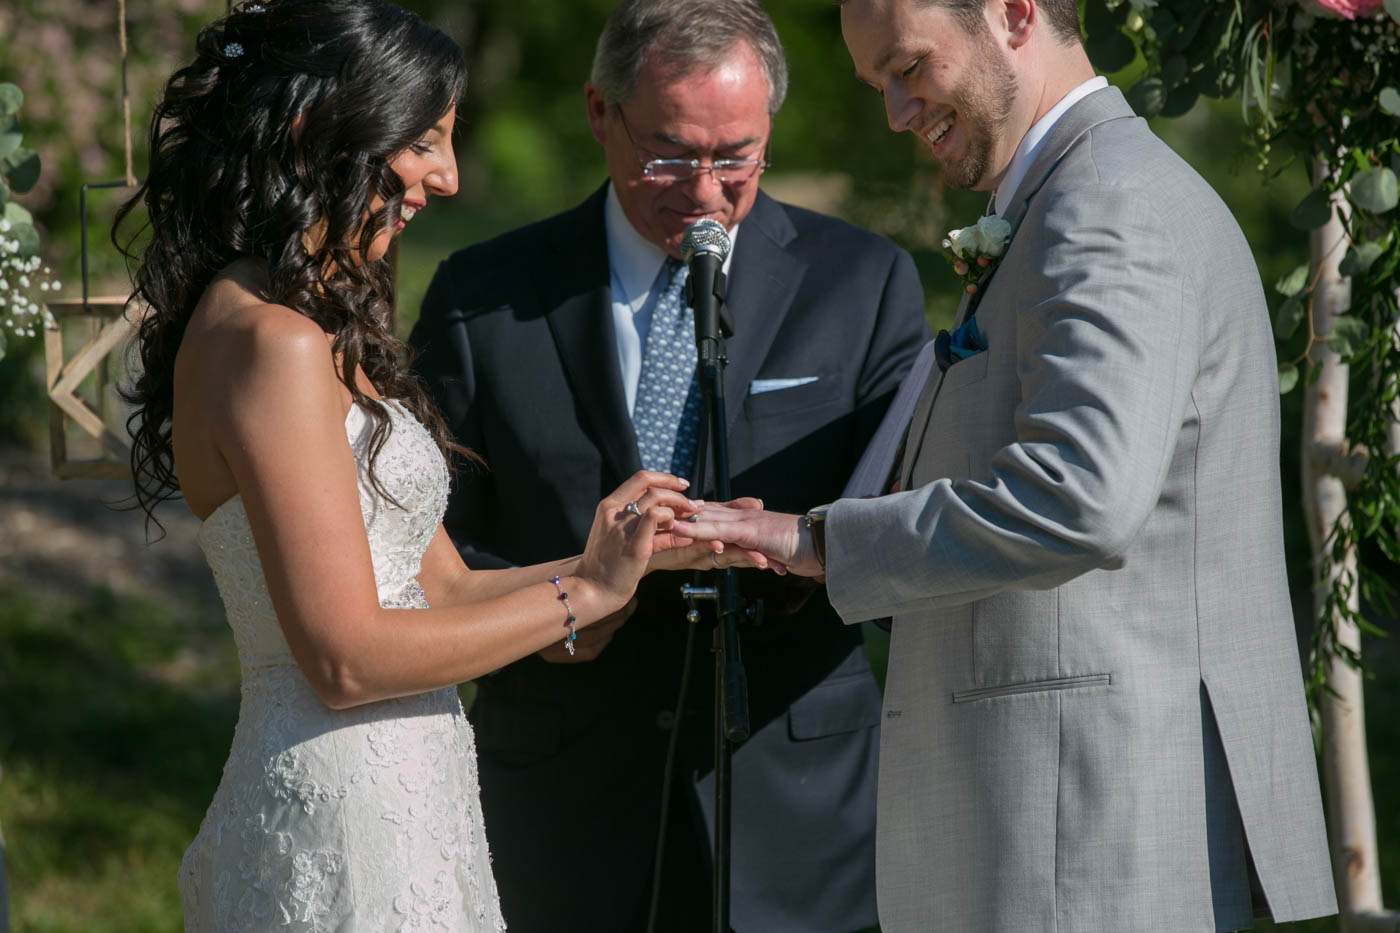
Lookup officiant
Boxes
[408,0,928,929]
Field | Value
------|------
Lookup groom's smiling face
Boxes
[843,0,1019,191]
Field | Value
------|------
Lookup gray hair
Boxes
[590,0,789,115]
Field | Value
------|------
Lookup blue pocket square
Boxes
[934,316,987,374]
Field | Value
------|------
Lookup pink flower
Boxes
[1304,0,1383,19]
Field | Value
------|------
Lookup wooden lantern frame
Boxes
[42,296,141,479]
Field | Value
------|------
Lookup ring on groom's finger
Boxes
[624,500,642,518]
[710,552,720,569]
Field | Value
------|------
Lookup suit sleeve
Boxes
[850,247,931,457]
[409,257,517,571]
[823,185,1200,620]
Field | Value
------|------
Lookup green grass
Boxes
[2,574,1395,929]
[0,583,239,931]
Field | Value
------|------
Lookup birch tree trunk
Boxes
[1307,179,1399,932]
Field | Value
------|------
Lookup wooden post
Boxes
[1307,177,1400,932]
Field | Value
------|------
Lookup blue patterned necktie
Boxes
[632,258,701,477]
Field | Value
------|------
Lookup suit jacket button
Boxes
[655,709,676,730]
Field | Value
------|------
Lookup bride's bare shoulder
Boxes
[183,268,339,404]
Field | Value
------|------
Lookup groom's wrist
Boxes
[802,505,830,571]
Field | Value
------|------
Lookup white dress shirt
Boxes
[604,182,738,415]
[993,76,1108,218]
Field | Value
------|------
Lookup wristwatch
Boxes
[803,504,830,570]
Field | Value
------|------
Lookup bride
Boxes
[116,1,751,928]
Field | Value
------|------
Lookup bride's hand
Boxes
[645,497,783,573]
[574,471,699,611]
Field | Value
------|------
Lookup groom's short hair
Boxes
[919,0,1082,45]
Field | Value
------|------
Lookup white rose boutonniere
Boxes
[942,214,1012,295]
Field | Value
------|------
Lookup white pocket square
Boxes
[749,376,819,395]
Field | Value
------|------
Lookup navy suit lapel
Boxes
[543,186,643,483]
[721,192,806,433]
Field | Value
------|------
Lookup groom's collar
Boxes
[996,84,1138,234]
[993,76,1109,218]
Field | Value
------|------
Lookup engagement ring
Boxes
[624,500,642,517]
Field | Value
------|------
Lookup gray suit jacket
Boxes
[823,87,1336,932]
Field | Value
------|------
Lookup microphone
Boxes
[680,218,734,359]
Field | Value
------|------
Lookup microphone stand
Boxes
[680,250,752,933]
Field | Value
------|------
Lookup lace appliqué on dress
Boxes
[180,401,506,932]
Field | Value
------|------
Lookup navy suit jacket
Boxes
[410,185,928,932]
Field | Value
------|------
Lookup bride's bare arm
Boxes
[215,309,691,709]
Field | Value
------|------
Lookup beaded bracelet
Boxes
[550,575,578,656]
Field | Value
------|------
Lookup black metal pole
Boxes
[691,264,749,933]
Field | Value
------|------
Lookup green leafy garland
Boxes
[1082,0,1400,703]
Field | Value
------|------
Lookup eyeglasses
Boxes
[615,105,770,184]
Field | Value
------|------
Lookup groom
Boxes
[688,0,1338,930]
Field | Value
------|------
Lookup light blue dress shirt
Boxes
[603,183,737,416]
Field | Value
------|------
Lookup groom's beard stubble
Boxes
[942,39,1018,191]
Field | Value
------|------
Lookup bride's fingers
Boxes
[608,471,690,510]
[618,488,700,522]
[724,497,764,511]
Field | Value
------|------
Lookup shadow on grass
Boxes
[0,583,238,931]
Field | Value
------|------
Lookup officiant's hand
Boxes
[683,505,824,578]
[537,598,636,663]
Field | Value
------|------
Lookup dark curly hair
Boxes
[115,0,471,530]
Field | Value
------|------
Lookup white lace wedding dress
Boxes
[178,400,505,932]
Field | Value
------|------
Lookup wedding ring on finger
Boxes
[710,552,720,569]
[624,500,642,518]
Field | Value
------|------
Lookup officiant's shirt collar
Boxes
[604,180,740,311]
[993,76,1107,218]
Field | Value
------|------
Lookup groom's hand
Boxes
[682,506,824,578]
[537,598,636,663]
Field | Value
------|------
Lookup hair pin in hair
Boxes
[244,3,266,11]
[224,41,245,58]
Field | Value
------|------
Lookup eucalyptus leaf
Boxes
[2,201,33,226]
[1290,188,1333,230]
[1386,0,1400,24]
[1127,77,1166,118]
[1278,361,1299,395]
[1274,295,1305,340]
[1162,55,1188,87]
[0,131,20,162]
[1381,87,1400,117]
[3,148,39,195]
[1161,86,1199,118]
[1086,32,1137,73]
[1328,315,1371,359]
[0,176,8,204]
[1339,241,1386,277]
[0,83,21,117]
[0,327,7,363]
[1275,263,1309,297]
[1304,360,1324,387]
[1350,166,1398,214]
[10,221,39,257]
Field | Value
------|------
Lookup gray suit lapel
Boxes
[997,86,1138,236]
[900,88,1138,492]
